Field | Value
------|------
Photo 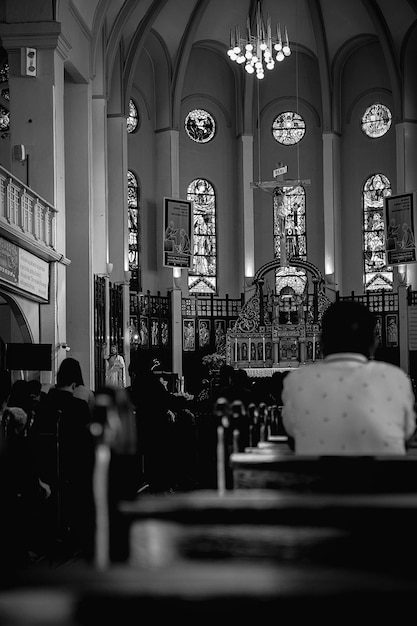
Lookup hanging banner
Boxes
[384,192,417,265]
[163,197,193,268]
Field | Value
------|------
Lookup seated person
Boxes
[281,300,417,455]
[34,361,95,557]
[218,367,254,408]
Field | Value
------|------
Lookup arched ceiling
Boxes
[58,0,417,128]
[70,0,417,72]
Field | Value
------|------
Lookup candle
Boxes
[233,429,240,453]
[262,335,266,361]
[217,425,225,496]
[235,337,238,362]
[249,337,251,363]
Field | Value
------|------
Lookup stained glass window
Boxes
[273,186,307,295]
[185,109,216,143]
[187,179,217,294]
[127,170,140,291]
[0,62,9,133]
[127,98,139,134]
[363,173,393,291]
[361,103,391,138]
[272,111,305,145]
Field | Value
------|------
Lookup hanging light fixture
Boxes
[227,1,291,79]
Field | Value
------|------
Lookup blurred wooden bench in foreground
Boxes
[229,454,417,492]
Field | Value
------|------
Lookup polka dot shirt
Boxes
[281,354,416,455]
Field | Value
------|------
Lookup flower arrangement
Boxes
[201,352,226,371]
[173,391,194,402]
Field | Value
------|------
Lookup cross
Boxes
[250,163,311,264]
[250,162,311,193]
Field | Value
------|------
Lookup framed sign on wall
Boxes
[385,192,417,265]
[163,197,193,269]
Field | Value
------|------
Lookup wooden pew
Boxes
[230,453,417,492]
[212,399,417,494]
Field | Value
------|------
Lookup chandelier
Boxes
[227,2,291,79]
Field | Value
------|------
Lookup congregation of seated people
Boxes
[1,301,417,574]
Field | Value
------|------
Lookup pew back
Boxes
[230,453,417,492]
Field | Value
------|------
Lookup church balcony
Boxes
[0,164,59,262]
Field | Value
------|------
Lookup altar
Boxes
[226,257,331,370]
[243,367,295,378]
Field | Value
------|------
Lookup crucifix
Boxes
[250,162,311,265]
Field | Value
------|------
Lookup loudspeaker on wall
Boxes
[13,144,26,162]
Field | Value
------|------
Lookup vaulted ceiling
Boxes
[64,0,417,130]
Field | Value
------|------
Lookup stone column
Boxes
[241,134,255,297]
[107,114,131,381]
[64,81,95,388]
[395,121,417,290]
[322,132,342,293]
[156,129,183,377]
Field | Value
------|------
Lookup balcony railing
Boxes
[0,164,57,251]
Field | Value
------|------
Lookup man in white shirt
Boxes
[281,300,416,455]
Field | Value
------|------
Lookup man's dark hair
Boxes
[321,300,377,357]
[56,357,85,387]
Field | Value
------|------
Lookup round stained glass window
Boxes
[272,111,306,145]
[361,103,392,138]
[185,109,216,143]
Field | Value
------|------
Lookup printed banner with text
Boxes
[163,197,193,268]
[385,192,417,265]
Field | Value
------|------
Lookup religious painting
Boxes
[139,316,149,348]
[215,320,226,352]
[183,318,196,351]
[160,319,169,348]
[374,315,382,347]
[150,317,159,347]
[386,314,398,347]
[280,338,298,361]
[128,316,139,346]
[198,319,211,348]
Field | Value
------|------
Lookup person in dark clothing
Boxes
[129,352,178,493]
[218,367,254,407]
[0,381,51,568]
[0,369,11,414]
[212,364,234,403]
[34,361,95,560]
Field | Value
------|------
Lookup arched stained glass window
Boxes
[127,170,141,291]
[127,98,139,134]
[273,186,307,295]
[272,111,305,145]
[363,173,393,291]
[187,179,217,294]
[0,62,9,133]
[361,103,391,138]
